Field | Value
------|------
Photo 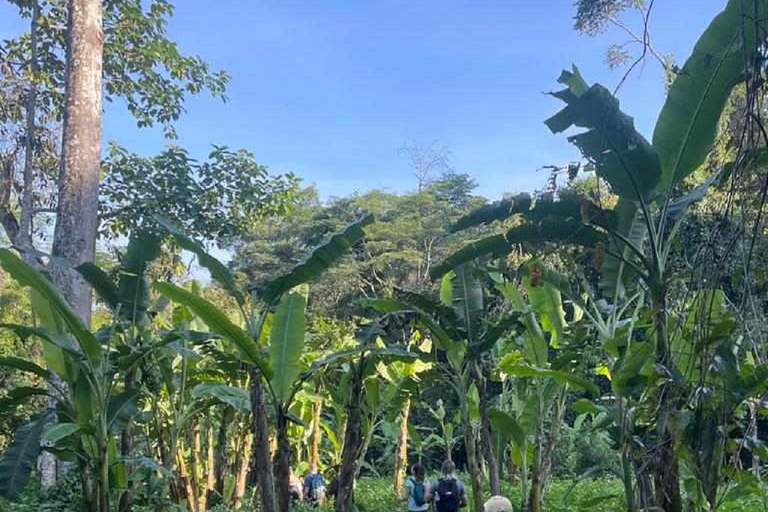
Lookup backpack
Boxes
[409,477,426,507]
[306,474,326,502]
[436,477,461,512]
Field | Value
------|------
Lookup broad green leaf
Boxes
[191,383,251,411]
[0,250,100,366]
[261,214,374,304]
[653,0,768,192]
[489,409,526,447]
[0,412,50,498]
[601,198,647,298]
[154,283,268,375]
[107,392,140,434]
[431,220,605,279]
[612,342,652,398]
[450,194,532,232]
[0,387,48,415]
[497,283,547,366]
[0,357,49,379]
[43,423,80,444]
[116,231,163,320]
[524,273,566,347]
[157,216,246,307]
[76,263,120,311]
[547,66,661,200]
[451,264,484,343]
[499,361,599,396]
[269,286,308,404]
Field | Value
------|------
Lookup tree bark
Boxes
[653,290,682,512]
[459,387,484,512]
[309,397,323,472]
[232,426,253,510]
[275,413,292,512]
[52,0,103,321]
[336,356,365,512]
[393,397,411,493]
[43,0,104,488]
[477,371,501,496]
[251,369,276,512]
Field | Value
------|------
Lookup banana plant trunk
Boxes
[337,355,365,512]
[119,371,135,512]
[309,397,324,471]
[275,412,292,512]
[233,427,253,509]
[653,288,682,512]
[394,397,411,493]
[477,374,501,495]
[251,369,277,512]
[214,406,234,502]
[459,388,484,512]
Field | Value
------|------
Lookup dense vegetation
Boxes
[3,1,768,512]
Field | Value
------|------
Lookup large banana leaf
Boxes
[261,214,374,304]
[450,194,532,232]
[546,67,661,200]
[115,231,162,320]
[0,357,49,379]
[0,412,51,498]
[451,265,484,343]
[0,387,48,415]
[157,216,246,307]
[499,360,599,397]
[524,275,566,347]
[653,0,768,192]
[431,220,606,279]
[269,285,308,404]
[154,282,268,375]
[191,383,251,411]
[0,250,100,366]
[489,409,526,447]
[76,263,120,311]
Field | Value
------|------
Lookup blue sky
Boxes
[1,0,726,201]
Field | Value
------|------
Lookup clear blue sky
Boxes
[1,0,726,201]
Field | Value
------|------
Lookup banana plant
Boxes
[153,214,417,512]
[429,3,768,510]
[366,264,528,512]
[0,232,164,512]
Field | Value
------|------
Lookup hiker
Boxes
[433,460,467,512]
[289,470,303,504]
[404,463,432,512]
[304,467,327,506]
[484,496,513,512]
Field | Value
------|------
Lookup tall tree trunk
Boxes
[19,0,38,251]
[46,0,103,488]
[52,0,103,320]
[337,357,365,512]
[393,397,411,493]
[653,291,682,512]
[309,397,323,472]
[275,413,292,512]
[251,369,276,512]
[477,372,501,496]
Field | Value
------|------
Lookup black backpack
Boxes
[436,477,461,512]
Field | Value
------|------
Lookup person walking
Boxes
[404,463,432,512]
[433,460,467,512]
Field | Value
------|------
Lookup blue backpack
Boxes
[409,477,427,507]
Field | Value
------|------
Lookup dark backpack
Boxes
[436,477,461,512]
[409,477,426,507]
[306,474,326,502]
